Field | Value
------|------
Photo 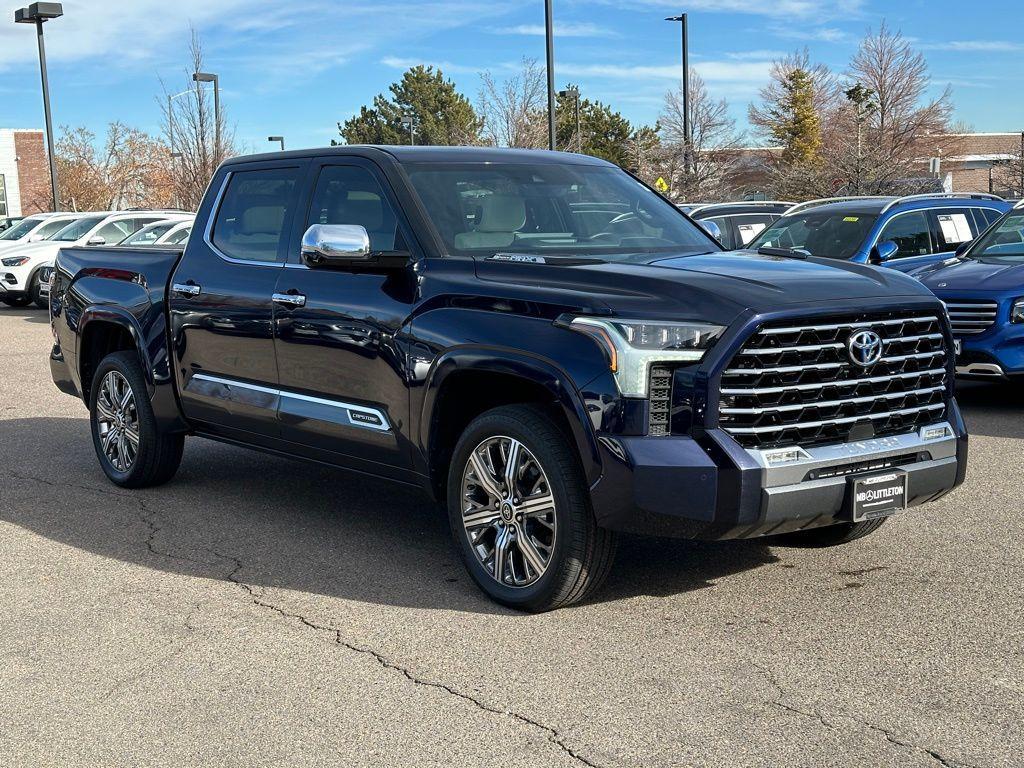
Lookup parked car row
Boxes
[0,209,194,308]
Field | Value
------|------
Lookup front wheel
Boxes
[29,271,47,309]
[89,350,184,488]
[447,405,616,612]
[773,518,888,547]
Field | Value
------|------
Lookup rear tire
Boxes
[89,350,184,488]
[773,518,887,547]
[447,404,616,612]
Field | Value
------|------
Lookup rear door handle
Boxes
[171,282,201,297]
[273,292,306,308]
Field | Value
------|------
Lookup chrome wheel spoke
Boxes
[94,370,138,473]
[461,434,558,589]
[123,424,140,448]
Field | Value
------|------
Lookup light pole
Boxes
[268,136,285,151]
[545,0,556,151]
[665,12,690,174]
[192,71,220,164]
[400,115,416,145]
[15,2,63,211]
[558,87,580,152]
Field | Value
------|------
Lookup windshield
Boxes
[52,216,106,242]
[0,217,44,241]
[405,162,715,262]
[749,211,878,260]
[121,222,175,246]
[967,212,1024,262]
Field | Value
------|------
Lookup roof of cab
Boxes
[222,145,616,167]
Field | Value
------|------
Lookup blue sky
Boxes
[1,0,1022,151]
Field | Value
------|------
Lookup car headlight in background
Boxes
[568,317,725,396]
[1,256,29,267]
[1011,298,1024,324]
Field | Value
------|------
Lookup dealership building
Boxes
[0,128,49,218]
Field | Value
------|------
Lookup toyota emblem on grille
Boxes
[847,329,884,367]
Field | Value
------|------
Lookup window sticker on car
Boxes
[937,213,973,244]
[843,216,859,222]
[737,222,767,244]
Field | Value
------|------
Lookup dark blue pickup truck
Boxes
[48,146,967,610]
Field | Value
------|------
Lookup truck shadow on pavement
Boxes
[953,381,1024,440]
[1,417,778,613]
[0,307,49,324]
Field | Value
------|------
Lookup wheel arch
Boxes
[419,347,603,500]
[77,308,152,405]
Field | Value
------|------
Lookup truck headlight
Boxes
[569,317,725,397]
[1,256,29,267]
[1012,298,1024,324]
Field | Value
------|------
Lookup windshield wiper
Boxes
[757,246,809,260]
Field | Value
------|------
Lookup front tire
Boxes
[29,272,46,309]
[447,404,616,612]
[773,518,888,547]
[89,350,184,488]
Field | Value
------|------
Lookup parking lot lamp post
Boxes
[545,0,556,151]
[664,12,690,174]
[558,87,580,152]
[192,72,220,164]
[400,115,415,145]
[268,136,285,151]
[15,2,64,211]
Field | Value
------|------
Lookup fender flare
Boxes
[76,306,154,389]
[418,345,603,488]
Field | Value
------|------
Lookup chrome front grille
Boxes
[719,312,948,450]
[942,300,998,336]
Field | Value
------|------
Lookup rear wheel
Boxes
[774,518,888,547]
[90,350,184,488]
[447,404,616,612]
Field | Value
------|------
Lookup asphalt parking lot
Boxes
[1,306,1021,768]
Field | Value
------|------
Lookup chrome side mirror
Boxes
[29,234,44,242]
[873,239,898,263]
[301,224,371,267]
[699,219,723,242]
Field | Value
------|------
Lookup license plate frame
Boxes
[849,470,908,522]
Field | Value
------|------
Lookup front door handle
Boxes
[273,292,306,308]
[171,282,201,297]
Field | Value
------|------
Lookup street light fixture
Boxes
[192,71,221,164]
[268,136,285,151]
[664,12,691,174]
[544,0,556,151]
[14,2,63,211]
[558,87,581,153]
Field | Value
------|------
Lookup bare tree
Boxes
[54,123,173,211]
[660,69,744,201]
[159,29,236,210]
[477,58,547,148]
[838,24,959,193]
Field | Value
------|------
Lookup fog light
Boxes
[763,447,809,465]
[920,426,951,441]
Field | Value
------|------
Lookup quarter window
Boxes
[212,167,301,263]
[307,165,402,252]
[877,212,933,259]
[93,220,136,245]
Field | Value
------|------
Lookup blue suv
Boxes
[916,202,1024,380]
[745,194,1010,272]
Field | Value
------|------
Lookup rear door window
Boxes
[877,211,933,259]
[212,167,302,263]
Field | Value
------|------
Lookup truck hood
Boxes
[918,258,1024,293]
[473,249,935,325]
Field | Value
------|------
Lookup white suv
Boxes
[0,212,92,254]
[0,211,182,308]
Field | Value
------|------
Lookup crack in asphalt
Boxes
[751,662,982,768]
[213,550,603,768]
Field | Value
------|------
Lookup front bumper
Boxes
[956,323,1024,378]
[589,403,967,540]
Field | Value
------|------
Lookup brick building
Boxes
[940,132,1024,197]
[0,129,50,217]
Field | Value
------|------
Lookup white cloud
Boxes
[727,50,787,61]
[921,40,1023,52]
[590,0,864,20]
[492,22,616,37]
[558,59,772,83]
[766,25,849,42]
[380,56,482,75]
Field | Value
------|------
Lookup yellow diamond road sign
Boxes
[655,177,669,193]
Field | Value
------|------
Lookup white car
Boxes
[0,211,183,308]
[0,212,93,253]
[117,217,195,247]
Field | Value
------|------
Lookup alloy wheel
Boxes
[460,436,557,588]
[95,370,139,472]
